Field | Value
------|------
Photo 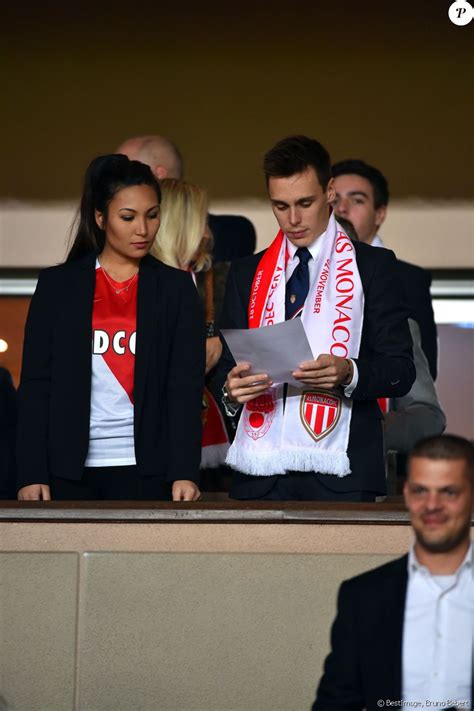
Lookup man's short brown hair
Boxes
[408,434,474,484]
[263,135,331,191]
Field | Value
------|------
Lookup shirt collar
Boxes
[371,234,384,248]
[408,541,473,579]
[285,227,327,261]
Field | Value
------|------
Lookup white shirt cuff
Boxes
[343,359,359,397]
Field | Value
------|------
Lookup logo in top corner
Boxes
[300,390,341,441]
[448,1,473,25]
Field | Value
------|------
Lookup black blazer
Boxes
[16,253,205,489]
[397,259,437,381]
[218,242,415,497]
[313,554,474,710]
[313,556,408,710]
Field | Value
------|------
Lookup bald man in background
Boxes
[116,135,256,263]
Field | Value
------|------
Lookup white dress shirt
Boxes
[371,233,384,248]
[285,231,359,395]
[402,543,473,709]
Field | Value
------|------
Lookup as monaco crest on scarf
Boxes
[300,391,342,442]
[243,392,276,440]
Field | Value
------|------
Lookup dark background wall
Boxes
[1,1,472,201]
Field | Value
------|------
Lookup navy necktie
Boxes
[285,247,312,319]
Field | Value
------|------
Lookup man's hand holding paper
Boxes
[225,363,272,404]
[222,320,352,404]
[293,353,353,389]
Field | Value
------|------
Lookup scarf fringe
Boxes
[226,444,351,478]
[200,443,230,469]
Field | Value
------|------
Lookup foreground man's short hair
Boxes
[263,135,332,191]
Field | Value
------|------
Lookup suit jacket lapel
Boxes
[380,556,408,699]
[59,252,96,434]
[134,255,158,435]
[72,252,95,385]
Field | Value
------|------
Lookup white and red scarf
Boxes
[225,214,364,477]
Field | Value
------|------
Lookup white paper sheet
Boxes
[221,319,315,388]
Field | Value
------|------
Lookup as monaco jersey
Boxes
[85,262,138,467]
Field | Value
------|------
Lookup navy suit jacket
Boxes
[16,253,205,489]
[218,241,415,497]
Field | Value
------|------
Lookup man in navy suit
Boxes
[219,136,415,501]
[116,135,256,263]
[332,159,438,380]
[313,434,474,710]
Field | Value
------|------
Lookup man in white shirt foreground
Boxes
[313,433,474,710]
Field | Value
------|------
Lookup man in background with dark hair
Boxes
[332,161,444,456]
[332,159,438,380]
[116,135,256,263]
[219,135,414,501]
[313,433,474,710]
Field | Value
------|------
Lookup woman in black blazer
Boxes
[17,155,205,501]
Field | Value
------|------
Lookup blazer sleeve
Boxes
[312,580,365,711]
[351,248,415,401]
[212,260,248,392]
[165,274,206,483]
[16,270,56,488]
[384,319,446,452]
[416,277,438,382]
[399,262,438,381]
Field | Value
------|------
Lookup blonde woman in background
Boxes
[152,178,230,472]
[152,179,222,373]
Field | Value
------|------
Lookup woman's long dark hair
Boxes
[66,154,161,262]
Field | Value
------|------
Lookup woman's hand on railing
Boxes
[18,484,51,501]
[171,480,201,502]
